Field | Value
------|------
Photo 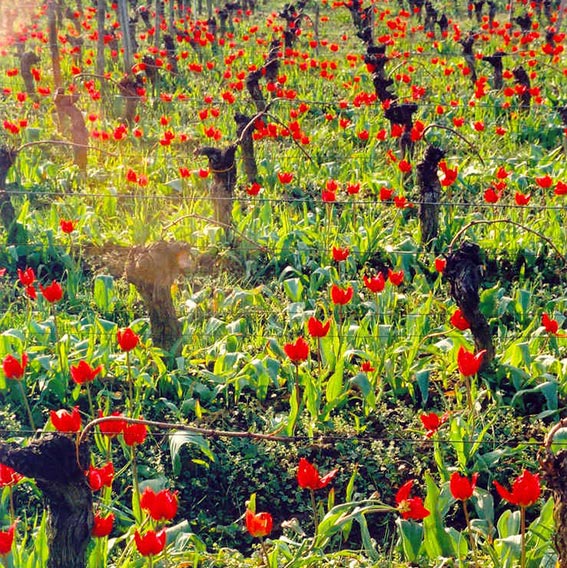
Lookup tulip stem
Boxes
[132,446,141,523]
[520,506,526,568]
[17,380,35,431]
[462,500,478,565]
[310,489,319,534]
[86,383,95,418]
[260,537,270,567]
[9,487,15,522]
[126,350,133,412]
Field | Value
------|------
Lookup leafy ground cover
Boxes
[0,0,566,565]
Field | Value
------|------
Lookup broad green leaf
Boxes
[396,518,423,563]
[497,509,520,539]
[423,472,454,559]
[169,430,214,476]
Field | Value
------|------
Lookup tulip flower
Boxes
[330,284,353,305]
[297,458,338,491]
[2,353,28,380]
[332,246,349,262]
[97,410,126,437]
[116,327,139,352]
[363,273,385,293]
[283,337,309,364]
[541,313,565,336]
[134,529,166,557]
[87,462,114,491]
[140,487,178,521]
[0,523,15,556]
[50,407,82,433]
[123,422,148,447]
[387,269,404,286]
[420,411,449,438]
[92,512,114,537]
[395,480,430,520]
[494,470,541,568]
[59,219,77,234]
[40,280,63,303]
[450,309,470,330]
[70,360,103,384]
[434,257,446,273]
[450,472,478,501]
[493,470,540,508]
[277,171,293,184]
[245,509,273,538]
[0,464,23,487]
[457,347,486,376]
[17,267,35,286]
[307,317,330,338]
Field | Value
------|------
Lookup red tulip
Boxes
[541,313,559,335]
[277,171,293,184]
[297,457,338,491]
[97,410,126,437]
[450,309,470,330]
[40,280,63,303]
[332,246,349,262]
[363,273,385,293]
[307,317,330,338]
[116,327,139,351]
[284,337,310,363]
[50,407,82,433]
[0,523,15,556]
[123,422,148,447]
[555,181,567,195]
[134,529,166,557]
[87,462,114,491]
[493,470,540,508]
[17,267,35,286]
[92,512,114,537]
[330,284,353,305]
[0,463,23,487]
[514,191,531,206]
[457,347,486,376]
[2,353,28,380]
[395,480,430,520]
[59,219,77,234]
[535,175,553,189]
[388,269,404,286]
[321,189,336,202]
[420,411,449,438]
[450,472,478,501]
[245,509,273,538]
[70,360,103,384]
[360,361,375,373]
[140,487,178,521]
[434,258,446,273]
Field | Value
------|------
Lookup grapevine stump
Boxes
[0,434,92,568]
[444,241,495,367]
[541,420,567,568]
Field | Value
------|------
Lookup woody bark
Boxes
[0,434,92,568]
[54,90,89,171]
[195,145,237,229]
[444,242,495,367]
[20,51,40,101]
[235,113,258,185]
[0,147,19,242]
[417,145,445,247]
